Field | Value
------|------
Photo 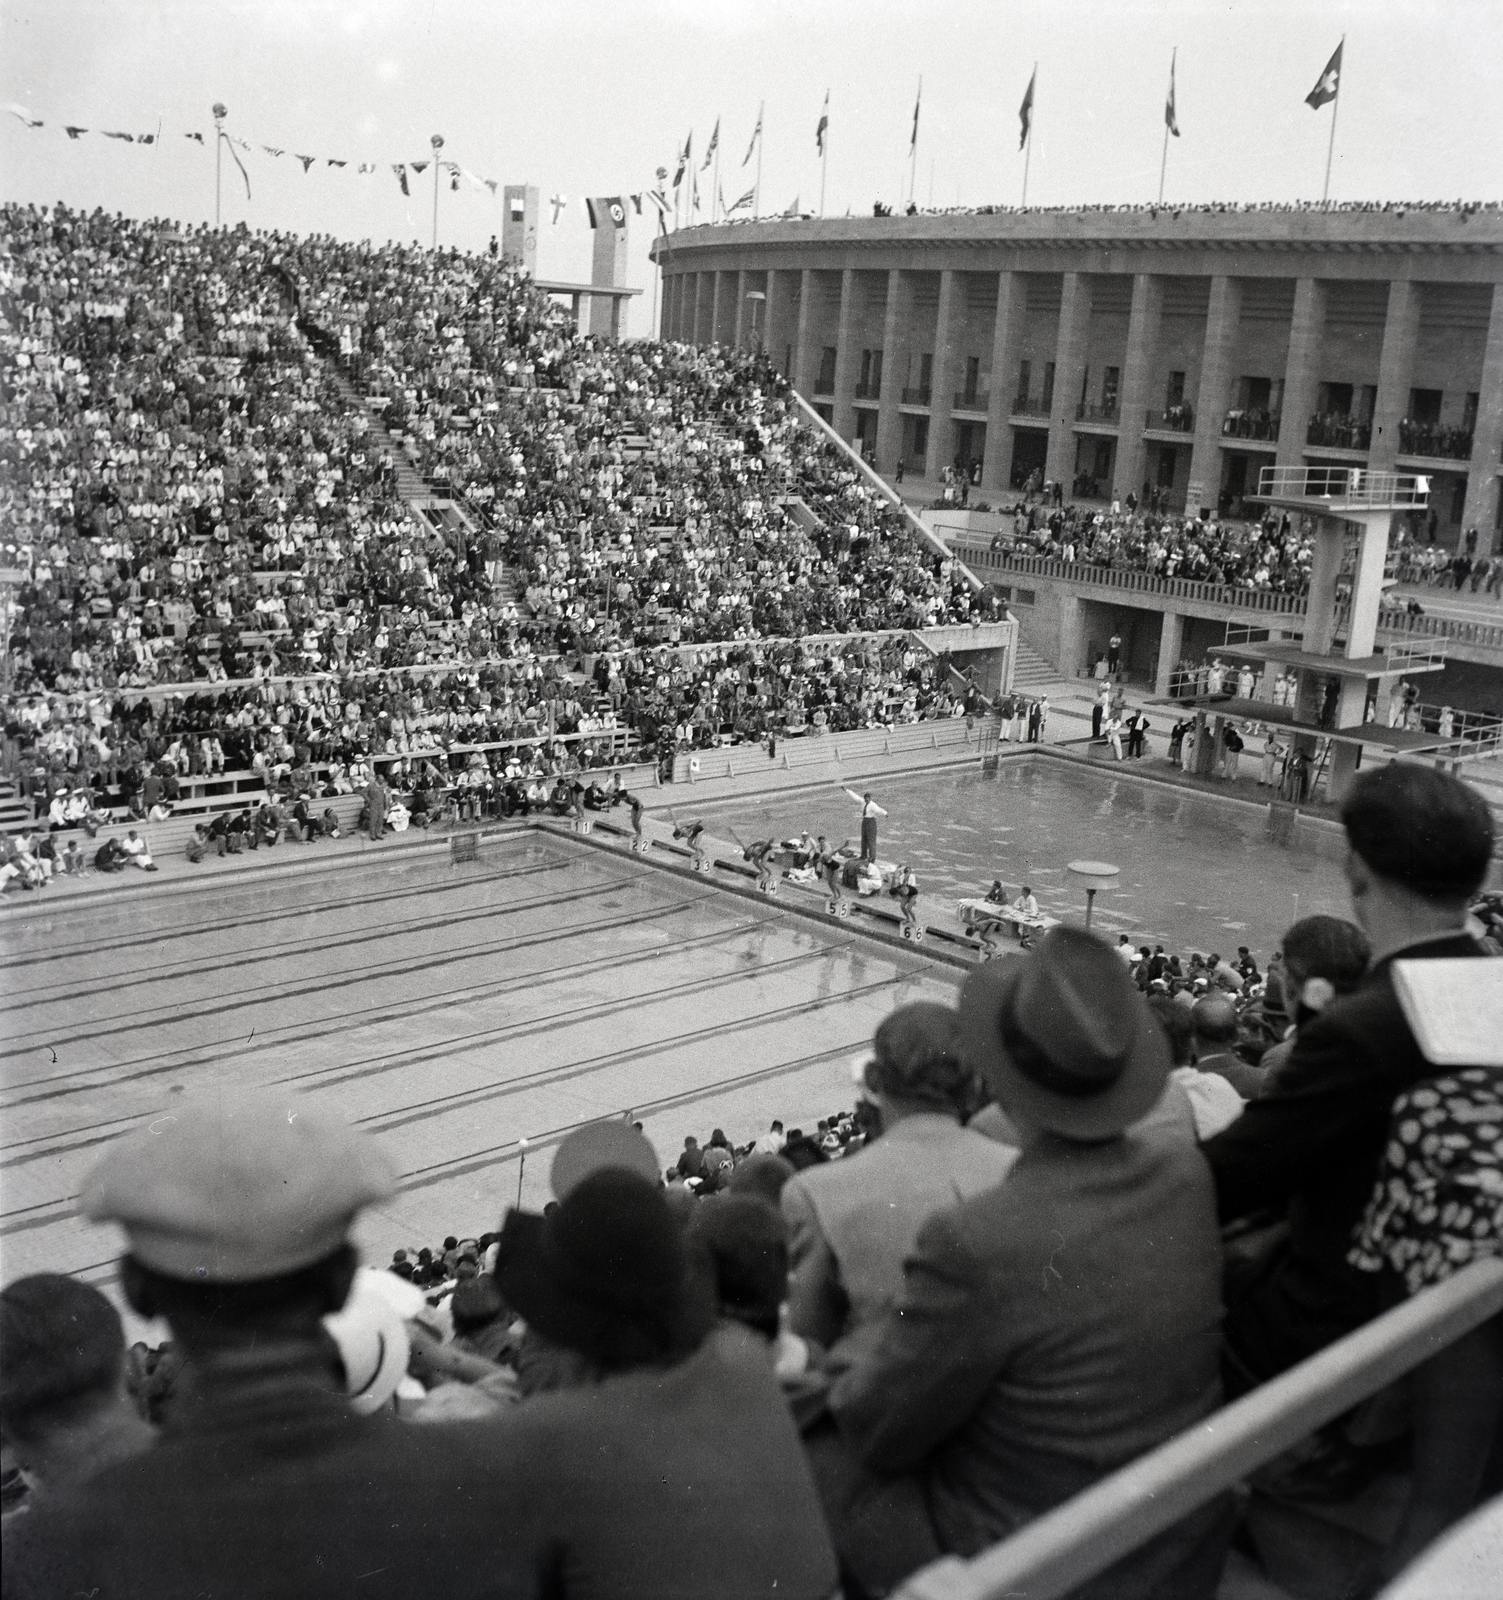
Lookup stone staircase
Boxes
[0,780,33,837]
[1010,632,1063,690]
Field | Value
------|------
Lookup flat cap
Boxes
[82,1088,397,1284]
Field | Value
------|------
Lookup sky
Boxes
[2,0,1501,337]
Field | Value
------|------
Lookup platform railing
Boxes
[1254,465,1432,508]
[896,1255,1503,1600]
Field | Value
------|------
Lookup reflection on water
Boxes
[696,759,1354,956]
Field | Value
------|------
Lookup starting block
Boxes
[630,836,649,854]
[571,817,593,835]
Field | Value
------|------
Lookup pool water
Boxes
[691,757,1356,959]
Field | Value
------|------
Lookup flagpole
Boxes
[713,136,721,223]
[430,134,444,250]
[1021,64,1036,207]
[908,76,920,207]
[754,107,764,218]
[1321,36,1343,203]
[212,103,225,227]
[1158,48,1174,205]
[820,128,828,217]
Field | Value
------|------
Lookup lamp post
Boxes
[212,103,227,227]
[430,134,444,250]
[1066,859,1120,931]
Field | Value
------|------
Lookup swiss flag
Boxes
[1306,41,1342,109]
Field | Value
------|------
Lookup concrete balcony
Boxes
[853,380,881,400]
[1075,401,1120,430]
[1010,396,1051,420]
[952,390,990,414]
[900,385,932,407]
[1221,410,1281,445]
[1397,423,1473,461]
[1145,407,1195,433]
[1306,414,1372,450]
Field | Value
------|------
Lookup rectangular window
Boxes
[859,349,873,389]
[1016,359,1031,405]
[1451,480,1467,524]
[919,352,933,389]
[964,356,981,402]
[912,415,929,459]
[1166,371,1186,408]
[1407,388,1443,424]
[1239,375,1272,410]
[1102,366,1120,408]
[1463,392,1479,431]
[816,346,837,393]
[1317,381,1354,416]
[1094,439,1113,479]
[1042,361,1056,410]
[1157,446,1177,488]
[1079,365,1090,406]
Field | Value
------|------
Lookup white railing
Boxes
[1255,465,1432,508]
[897,1256,1503,1600]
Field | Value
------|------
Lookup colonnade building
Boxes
[651,208,1503,548]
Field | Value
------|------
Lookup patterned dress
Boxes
[1349,1068,1503,1296]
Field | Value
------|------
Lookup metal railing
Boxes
[1255,465,1432,507]
[1307,414,1373,450]
[1392,702,1503,755]
[896,1256,1503,1600]
[902,385,933,406]
[958,545,1310,615]
[1010,395,1051,418]
[1075,401,1120,424]
[953,390,990,414]
[1221,410,1281,442]
[854,380,882,400]
[1382,639,1450,672]
[1397,422,1474,461]
[1145,406,1195,433]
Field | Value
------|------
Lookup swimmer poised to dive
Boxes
[627,793,645,841]
[892,863,920,929]
[673,818,709,869]
[744,838,777,892]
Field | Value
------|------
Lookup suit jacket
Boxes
[829,1120,1224,1589]
[1204,931,1489,1377]
[782,1113,1016,1367]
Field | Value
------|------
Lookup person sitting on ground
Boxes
[184,826,208,865]
[61,840,85,876]
[93,837,128,874]
[829,929,1231,1599]
[1205,763,1495,1393]
[492,1165,840,1599]
[0,1275,155,1514]
[119,830,157,873]
[783,1001,1016,1372]
[1,1088,538,1600]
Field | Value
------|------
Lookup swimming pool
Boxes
[688,755,1358,959]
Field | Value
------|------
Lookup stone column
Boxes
[761,267,780,362]
[792,268,817,395]
[1275,278,1327,470]
[925,269,960,479]
[983,270,1026,492]
[875,269,908,473]
[1154,610,1184,696]
[710,271,725,346]
[1112,274,1162,504]
[1369,279,1422,474]
[690,272,705,344]
[1187,276,1243,516]
[1044,272,1091,492]
[1462,282,1503,546]
[732,269,749,347]
[1303,519,1345,656]
[831,268,861,443]
[1056,593,1086,681]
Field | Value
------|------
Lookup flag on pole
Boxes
[816,91,829,154]
[66,126,89,140]
[1306,41,1342,109]
[783,195,801,217]
[4,103,44,128]
[743,103,763,165]
[549,192,567,223]
[701,118,719,170]
[673,132,691,187]
[727,187,755,214]
[393,164,409,196]
[1018,69,1035,150]
[910,79,921,153]
[1165,54,1180,136]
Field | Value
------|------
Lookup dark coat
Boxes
[2,1347,534,1600]
[1204,932,1489,1380]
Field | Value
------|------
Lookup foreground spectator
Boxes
[1206,764,1496,1393]
[2,1089,538,1600]
[783,1001,1014,1370]
[0,1276,153,1512]
[829,929,1230,1598]
[493,1166,839,1597]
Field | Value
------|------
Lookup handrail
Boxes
[790,388,983,593]
[896,1255,1503,1600]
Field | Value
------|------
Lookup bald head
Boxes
[1192,995,1239,1044]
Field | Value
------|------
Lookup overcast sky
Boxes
[3,0,1500,336]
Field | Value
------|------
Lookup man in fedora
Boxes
[492,1165,840,1599]
[830,929,1230,1599]
[3,1089,536,1600]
